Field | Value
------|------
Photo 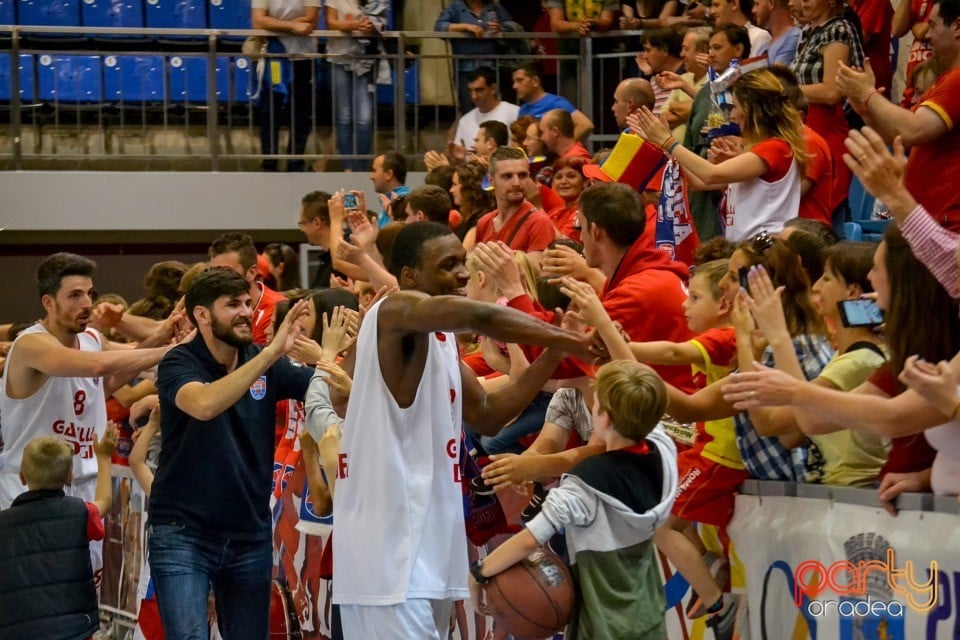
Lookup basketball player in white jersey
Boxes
[333,223,596,639]
[0,252,175,510]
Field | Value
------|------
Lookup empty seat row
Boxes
[0,53,252,103]
[0,0,250,31]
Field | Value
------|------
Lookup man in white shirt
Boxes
[452,66,519,153]
[710,0,772,57]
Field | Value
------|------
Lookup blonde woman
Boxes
[629,69,807,242]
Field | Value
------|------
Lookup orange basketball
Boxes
[485,548,577,640]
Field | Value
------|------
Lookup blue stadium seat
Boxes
[233,57,252,103]
[848,175,890,240]
[847,176,875,223]
[144,0,205,30]
[17,0,80,26]
[0,0,15,25]
[103,55,164,103]
[168,55,232,104]
[0,54,35,102]
[81,0,145,29]
[37,54,102,102]
[844,222,863,242]
[376,60,420,105]
[209,0,250,30]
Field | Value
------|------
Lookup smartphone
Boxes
[343,193,359,210]
[738,266,750,293]
[838,298,884,328]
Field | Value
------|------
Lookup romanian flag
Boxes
[583,132,666,190]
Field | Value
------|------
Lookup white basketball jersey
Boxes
[0,323,108,508]
[332,298,469,606]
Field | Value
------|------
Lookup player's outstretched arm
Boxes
[379,291,594,360]
[11,332,170,381]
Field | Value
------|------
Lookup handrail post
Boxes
[207,33,219,171]
[10,28,23,170]
[394,32,406,155]
[579,36,593,141]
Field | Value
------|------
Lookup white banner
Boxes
[729,495,960,640]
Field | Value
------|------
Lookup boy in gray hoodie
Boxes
[469,360,679,639]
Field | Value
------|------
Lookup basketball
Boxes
[485,547,577,640]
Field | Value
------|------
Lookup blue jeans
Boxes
[330,62,373,172]
[148,523,273,640]
[470,391,553,455]
[257,57,315,172]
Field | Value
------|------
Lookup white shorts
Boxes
[340,599,455,640]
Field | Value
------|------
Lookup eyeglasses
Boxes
[749,231,775,255]
[297,219,310,227]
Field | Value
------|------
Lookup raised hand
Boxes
[842,128,913,217]
[722,361,802,409]
[93,421,119,459]
[315,360,353,397]
[899,355,960,419]
[320,306,353,361]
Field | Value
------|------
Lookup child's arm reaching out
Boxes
[92,421,119,517]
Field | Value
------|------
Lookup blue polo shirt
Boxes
[150,337,312,540]
[518,93,576,119]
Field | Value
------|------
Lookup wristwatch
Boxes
[470,560,490,585]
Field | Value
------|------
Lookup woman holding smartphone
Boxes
[736,241,889,487]
[725,225,960,511]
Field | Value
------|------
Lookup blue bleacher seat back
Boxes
[168,55,233,103]
[0,54,35,101]
[81,0,145,29]
[848,176,876,222]
[38,54,102,102]
[104,54,164,102]
[844,222,863,242]
[144,0,205,29]
[209,0,250,30]
[376,60,420,105]
[0,0,15,25]
[233,57,252,103]
[18,0,81,26]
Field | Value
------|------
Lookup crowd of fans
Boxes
[2,0,960,637]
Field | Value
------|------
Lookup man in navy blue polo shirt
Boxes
[148,268,313,639]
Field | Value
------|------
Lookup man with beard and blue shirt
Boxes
[148,268,313,639]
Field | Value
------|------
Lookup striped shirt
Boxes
[900,204,960,299]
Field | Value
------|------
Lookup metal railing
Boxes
[0,25,643,171]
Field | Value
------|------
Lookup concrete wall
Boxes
[0,170,425,321]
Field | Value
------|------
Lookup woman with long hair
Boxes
[630,68,808,241]
[453,160,497,250]
[262,243,301,293]
[546,156,587,242]
[725,224,960,508]
[740,241,889,486]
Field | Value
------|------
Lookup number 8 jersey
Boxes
[0,324,108,509]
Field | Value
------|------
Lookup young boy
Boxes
[560,261,748,635]
[469,361,679,639]
[0,423,118,640]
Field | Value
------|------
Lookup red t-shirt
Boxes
[85,502,105,541]
[751,138,794,182]
[905,67,960,231]
[798,125,836,224]
[546,203,581,242]
[562,142,593,162]
[693,326,737,367]
[539,184,564,212]
[474,201,558,252]
[253,284,286,346]
[851,0,894,92]
[868,365,938,478]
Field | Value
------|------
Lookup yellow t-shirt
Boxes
[690,329,744,470]
[805,345,889,487]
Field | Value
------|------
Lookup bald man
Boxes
[610,78,655,131]
[539,109,593,161]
